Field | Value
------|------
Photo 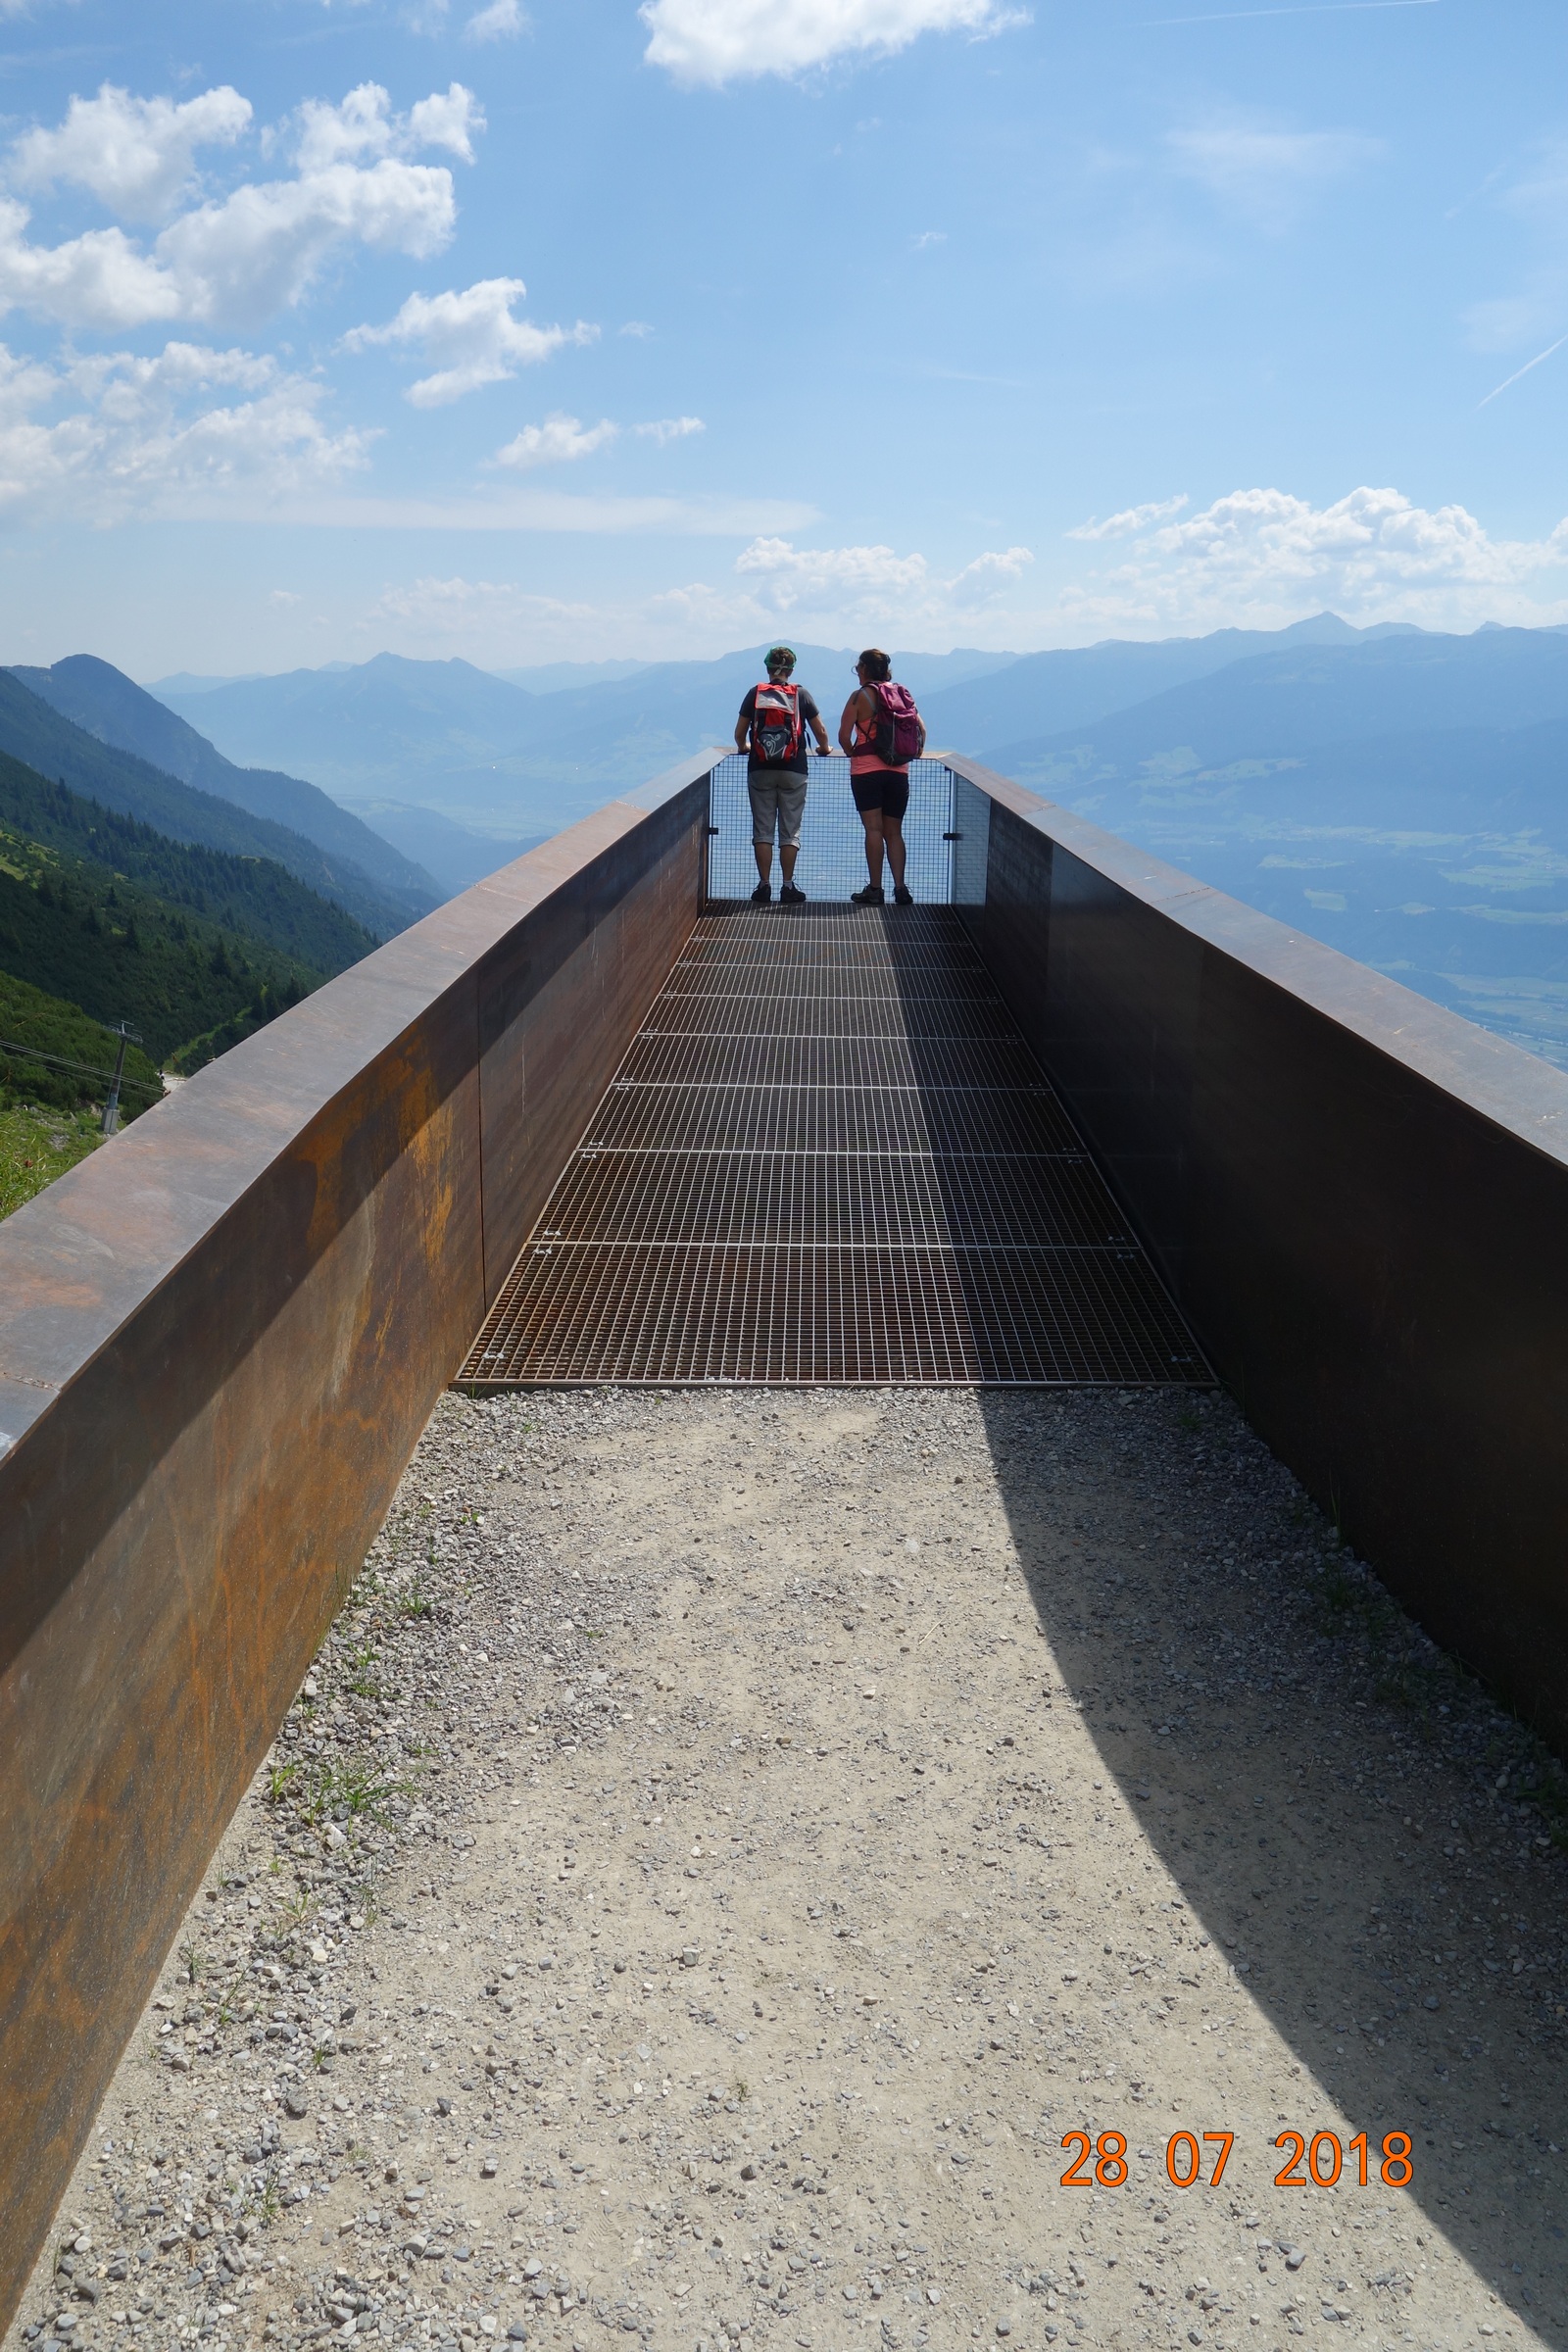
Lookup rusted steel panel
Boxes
[0,760,712,2328]
[947,752,1568,1753]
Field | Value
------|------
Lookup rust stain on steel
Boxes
[0,761,710,2329]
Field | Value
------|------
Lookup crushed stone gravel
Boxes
[9,1385,1568,2352]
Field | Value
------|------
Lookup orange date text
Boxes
[1057,2129,1414,2190]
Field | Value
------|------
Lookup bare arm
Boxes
[735,710,751,754]
[839,687,873,755]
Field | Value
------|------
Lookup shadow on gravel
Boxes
[975,1385,1568,2346]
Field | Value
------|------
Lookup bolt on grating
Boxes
[457,904,1211,1388]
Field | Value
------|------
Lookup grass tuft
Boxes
[0,1101,103,1221]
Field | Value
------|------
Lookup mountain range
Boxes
[152,616,1568,1072]
[152,645,1033,836]
[0,666,435,936]
[0,612,1556,1075]
[335,800,544,897]
[0,754,379,1064]
[969,626,1568,1069]
[14,657,436,912]
[980,624,1568,777]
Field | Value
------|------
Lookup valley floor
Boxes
[11,1386,1568,2352]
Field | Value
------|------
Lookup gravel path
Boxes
[11,1386,1568,2352]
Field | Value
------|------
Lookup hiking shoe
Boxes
[893,884,914,906]
[851,883,885,906]
[751,880,772,904]
[779,881,807,905]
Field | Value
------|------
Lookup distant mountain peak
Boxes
[360,649,501,679]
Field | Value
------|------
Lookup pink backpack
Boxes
[870,681,921,767]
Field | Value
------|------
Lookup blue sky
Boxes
[0,0,1565,672]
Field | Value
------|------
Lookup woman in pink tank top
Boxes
[838,648,925,906]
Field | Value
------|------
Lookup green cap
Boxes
[764,644,797,676]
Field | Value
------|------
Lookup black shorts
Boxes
[851,767,910,820]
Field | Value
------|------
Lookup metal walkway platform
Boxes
[457,906,1207,1386]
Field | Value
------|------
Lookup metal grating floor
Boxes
[457,906,1209,1387]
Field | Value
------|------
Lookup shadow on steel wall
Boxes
[945,759,1568,1760]
[974,1382,1565,2347]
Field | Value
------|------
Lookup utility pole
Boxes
[101,1021,141,1138]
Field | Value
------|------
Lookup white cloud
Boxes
[1067,495,1188,541]
[0,201,182,330]
[0,336,370,522]
[204,486,815,533]
[1052,484,1568,634]
[645,537,1033,654]
[348,529,1036,663]
[1168,122,1377,228]
[735,534,930,610]
[266,495,1568,654]
[488,412,700,467]
[0,82,474,332]
[157,160,458,331]
[494,412,618,468]
[948,543,1033,601]
[295,81,481,171]
[619,319,654,338]
[346,277,597,405]
[720,534,1041,638]
[641,0,1026,87]
[466,0,525,35]
[369,572,593,635]
[406,84,486,162]
[9,84,253,223]
[731,532,1035,621]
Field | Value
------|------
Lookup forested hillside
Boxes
[0,813,333,1060]
[12,657,438,909]
[0,759,378,975]
[0,669,425,938]
[0,968,166,1220]
[0,966,162,1120]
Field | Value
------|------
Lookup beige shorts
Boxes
[748,770,808,849]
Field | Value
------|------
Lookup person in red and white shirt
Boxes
[735,645,831,905]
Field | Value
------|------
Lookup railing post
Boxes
[703,766,719,910]
[100,1020,141,1138]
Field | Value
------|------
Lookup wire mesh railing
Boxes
[705,753,957,906]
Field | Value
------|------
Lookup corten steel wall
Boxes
[0,755,714,2328]
[946,753,1568,1752]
